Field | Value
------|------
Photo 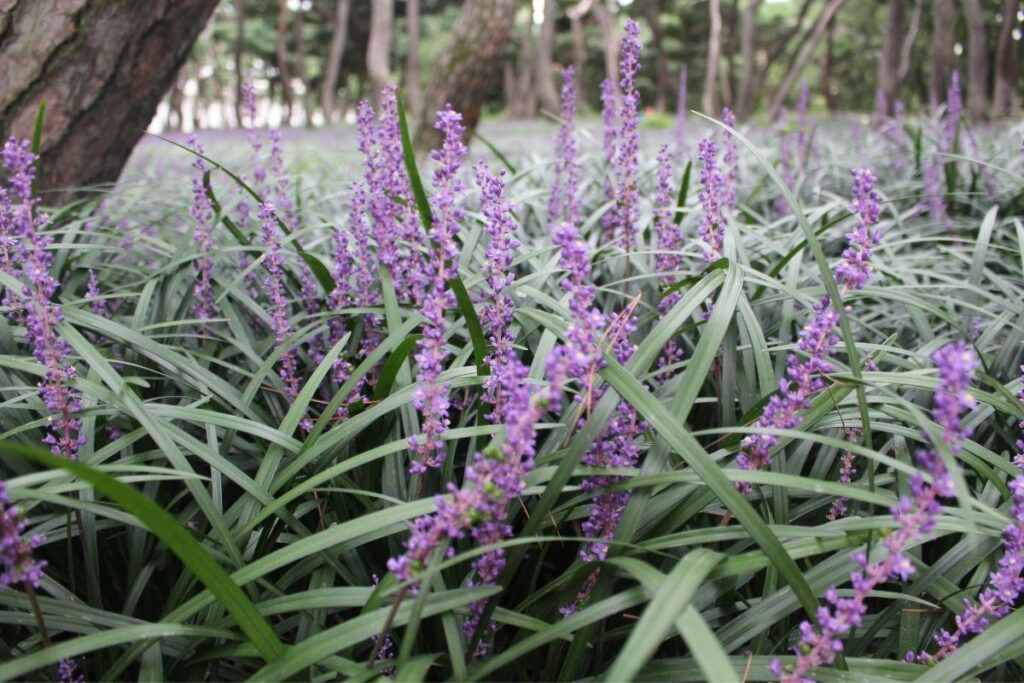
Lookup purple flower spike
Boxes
[188,135,216,324]
[408,105,468,474]
[696,138,727,263]
[4,138,85,460]
[56,658,84,683]
[774,342,979,683]
[614,19,642,252]
[550,66,581,228]
[85,270,109,319]
[0,481,46,588]
[737,168,881,491]
[476,161,520,422]
[653,145,684,373]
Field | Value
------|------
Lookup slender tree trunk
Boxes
[766,0,846,120]
[321,0,352,123]
[929,0,956,110]
[513,11,538,118]
[234,0,245,125]
[294,5,312,125]
[898,0,922,83]
[702,0,722,114]
[367,0,393,109]
[822,15,837,112]
[960,0,988,120]
[993,0,1019,117]
[877,0,906,118]
[416,0,518,150]
[0,0,218,202]
[405,0,422,119]
[735,0,762,119]
[535,0,560,113]
[593,0,620,102]
[571,12,586,98]
[645,0,672,112]
[276,0,293,123]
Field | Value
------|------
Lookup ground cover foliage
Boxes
[3,24,1024,683]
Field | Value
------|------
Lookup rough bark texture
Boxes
[366,0,393,109]
[929,0,956,110]
[877,0,906,117]
[535,0,560,113]
[0,0,218,203]
[993,0,1019,117]
[645,0,672,113]
[735,0,762,119]
[321,0,351,122]
[416,0,517,150]
[405,0,422,120]
[766,0,846,120]
[702,0,722,114]
[960,0,988,120]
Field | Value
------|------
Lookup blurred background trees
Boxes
[1,0,1022,195]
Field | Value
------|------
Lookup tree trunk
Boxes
[571,12,586,100]
[735,0,762,119]
[294,5,311,125]
[275,0,293,123]
[405,0,422,119]
[993,0,1019,117]
[535,0,560,113]
[0,0,218,203]
[645,0,672,113]
[416,0,518,150]
[593,0,620,103]
[702,0,722,114]
[929,0,956,110]
[960,0,988,120]
[898,0,922,83]
[367,0,393,109]
[321,0,352,123]
[766,0,846,120]
[822,14,837,112]
[877,0,906,118]
[234,0,245,126]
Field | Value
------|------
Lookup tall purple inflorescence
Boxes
[653,145,684,373]
[614,19,642,252]
[550,66,581,228]
[736,169,882,492]
[476,162,520,422]
[720,107,739,210]
[85,270,109,319]
[4,139,85,460]
[258,201,310,433]
[408,106,467,474]
[0,481,46,588]
[188,135,216,324]
[773,342,979,683]
[697,138,727,263]
[908,364,1024,664]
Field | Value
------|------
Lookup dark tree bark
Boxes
[234,0,245,125]
[416,0,518,150]
[767,0,846,120]
[960,0,988,120]
[702,0,723,114]
[535,0,560,113]
[993,0,1019,117]
[321,0,352,123]
[405,0,422,119]
[877,0,907,118]
[735,0,762,119]
[367,0,393,109]
[0,0,218,203]
[929,0,956,110]
[645,0,672,113]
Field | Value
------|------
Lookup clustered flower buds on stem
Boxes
[4,139,86,460]
[736,168,882,492]
[408,106,467,474]
[907,363,1024,664]
[720,107,739,211]
[0,481,46,589]
[653,145,684,374]
[549,66,581,228]
[613,19,642,252]
[187,135,216,325]
[773,341,979,683]
[696,138,727,264]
